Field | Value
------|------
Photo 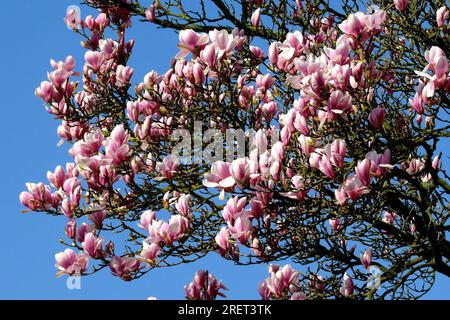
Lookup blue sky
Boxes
[0,0,448,299]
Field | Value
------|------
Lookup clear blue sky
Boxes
[0,0,448,299]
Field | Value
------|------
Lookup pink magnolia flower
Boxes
[63,177,82,206]
[280,175,307,200]
[314,152,335,179]
[249,198,264,218]
[20,182,59,211]
[339,10,386,42]
[209,29,237,53]
[138,210,157,231]
[290,292,307,300]
[356,158,372,186]
[203,161,235,189]
[335,186,348,205]
[222,196,247,223]
[176,29,209,58]
[327,90,352,116]
[160,214,189,244]
[57,121,87,142]
[251,8,261,27]
[35,81,60,103]
[200,43,218,67]
[394,0,409,12]
[99,164,119,187]
[215,227,231,255]
[258,281,271,300]
[383,211,397,225]
[329,218,342,233]
[369,107,385,129]
[145,5,156,22]
[109,256,141,281]
[271,141,285,164]
[424,46,448,79]
[228,213,252,244]
[230,158,253,186]
[72,130,103,158]
[82,233,103,259]
[298,135,315,156]
[361,248,372,270]
[76,222,95,243]
[94,13,109,30]
[340,273,354,297]
[366,149,392,177]
[432,155,440,169]
[65,219,77,239]
[436,6,449,28]
[65,7,80,29]
[256,74,274,92]
[330,139,347,167]
[263,264,299,298]
[249,45,266,59]
[260,102,278,120]
[115,65,134,87]
[406,158,425,175]
[55,249,89,276]
[175,194,191,217]
[156,155,180,179]
[138,241,160,263]
[47,165,67,188]
[343,176,369,201]
[339,14,363,37]
[84,51,104,72]
[88,210,108,227]
[253,129,268,151]
[105,125,131,165]
[185,270,227,300]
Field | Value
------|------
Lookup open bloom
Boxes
[176,29,209,58]
[156,155,180,179]
[339,10,386,42]
[82,233,103,259]
[55,249,89,276]
[184,270,227,300]
[203,161,235,190]
[343,176,369,201]
[109,256,141,281]
[138,241,160,264]
[260,264,300,299]
[105,125,131,165]
[20,182,60,211]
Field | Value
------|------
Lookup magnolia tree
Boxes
[20,0,450,300]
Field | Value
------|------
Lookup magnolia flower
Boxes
[340,273,354,297]
[185,270,227,300]
[109,256,141,281]
[203,161,235,199]
[369,107,385,129]
[138,241,160,263]
[176,29,209,58]
[394,0,409,12]
[82,233,103,259]
[55,249,89,276]
[156,155,180,179]
[361,248,372,269]
[251,8,261,27]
